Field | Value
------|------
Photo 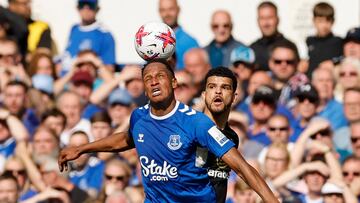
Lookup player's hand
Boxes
[58,146,81,172]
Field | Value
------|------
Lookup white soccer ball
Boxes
[134,22,176,61]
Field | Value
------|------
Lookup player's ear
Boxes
[201,91,205,100]
[232,91,238,103]
[172,77,178,89]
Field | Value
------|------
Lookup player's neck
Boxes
[150,97,177,117]
[204,108,229,130]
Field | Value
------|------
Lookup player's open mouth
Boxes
[213,97,223,105]
[152,88,161,96]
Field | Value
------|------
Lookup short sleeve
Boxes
[194,116,235,158]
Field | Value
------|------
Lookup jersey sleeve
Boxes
[194,115,235,158]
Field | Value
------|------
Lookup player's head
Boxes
[203,67,237,115]
[142,59,177,105]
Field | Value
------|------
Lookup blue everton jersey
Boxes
[61,22,116,72]
[129,101,235,203]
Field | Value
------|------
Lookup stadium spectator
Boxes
[341,156,360,198]
[97,158,132,203]
[350,121,360,158]
[321,180,358,203]
[40,108,66,136]
[250,1,296,71]
[343,27,360,60]
[0,172,19,203]
[334,58,360,102]
[106,88,134,129]
[27,50,56,78]
[0,38,31,88]
[0,107,29,159]
[68,131,105,197]
[305,2,343,76]
[183,48,211,95]
[205,10,244,68]
[291,83,319,141]
[8,0,53,55]
[230,45,256,96]
[29,74,55,118]
[32,126,60,161]
[158,0,199,69]
[312,68,347,130]
[174,70,196,105]
[248,85,277,145]
[230,179,258,203]
[61,0,116,74]
[56,91,91,146]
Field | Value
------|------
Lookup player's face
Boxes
[143,62,176,104]
[204,76,235,114]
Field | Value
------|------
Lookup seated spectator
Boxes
[32,126,60,161]
[343,27,360,60]
[321,180,358,203]
[248,85,277,145]
[350,121,360,158]
[334,57,360,102]
[0,108,29,158]
[334,88,360,152]
[0,172,19,203]
[341,156,360,199]
[106,88,134,129]
[2,81,39,135]
[56,91,91,146]
[29,74,55,117]
[40,108,66,136]
[4,156,29,200]
[229,179,258,203]
[68,131,104,197]
[312,68,347,130]
[174,70,196,105]
[97,158,132,203]
[230,45,256,97]
[291,83,320,141]
[258,114,293,164]
[27,50,57,78]
[0,38,31,88]
[90,111,114,161]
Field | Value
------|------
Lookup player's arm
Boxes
[222,148,279,203]
[58,131,134,172]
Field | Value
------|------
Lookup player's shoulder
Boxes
[133,103,150,117]
[176,103,213,124]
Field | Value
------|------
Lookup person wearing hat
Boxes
[344,27,360,60]
[69,70,103,120]
[60,0,116,73]
[291,83,320,141]
[107,88,135,129]
[230,45,256,98]
[248,85,277,145]
[321,180,358,203]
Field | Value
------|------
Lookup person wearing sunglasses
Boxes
[205,10,245,68]
[268,40,309,109]
[341,155,360,200]
[60,0,116,74]
[349,121,360,159]
[334,57,360,102]
[291,83,320,142]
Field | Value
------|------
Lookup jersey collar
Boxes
[150,100,180,120]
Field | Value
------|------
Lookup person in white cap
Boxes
[321,179,357,203]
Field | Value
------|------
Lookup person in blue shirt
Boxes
[59,59,278,203]
[61,0,116,74]
[205,10,245,68]
[158,0,199,69]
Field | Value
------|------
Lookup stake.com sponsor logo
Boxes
[140,156,178,181]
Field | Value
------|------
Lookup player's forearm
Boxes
[222,148,279,202]
[79,131,134,154]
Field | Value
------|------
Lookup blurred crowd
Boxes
[0,0,359,202]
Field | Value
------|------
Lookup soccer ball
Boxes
[134,22,176,61]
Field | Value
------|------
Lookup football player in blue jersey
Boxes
[202,67,240,203]
[58,59,279,203]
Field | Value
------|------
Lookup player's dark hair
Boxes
[142,58,175,78]
[204,67,238,93]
